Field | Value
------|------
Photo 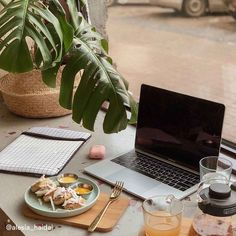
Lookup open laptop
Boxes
[85,84,225,199]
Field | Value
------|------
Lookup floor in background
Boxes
[107,5,236,143]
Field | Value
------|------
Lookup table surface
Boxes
[0,102,233,236]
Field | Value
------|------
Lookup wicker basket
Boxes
[0,69,80,118]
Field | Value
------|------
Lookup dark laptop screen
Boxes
[135,84,225,171]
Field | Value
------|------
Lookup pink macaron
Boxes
[88,145,106,159]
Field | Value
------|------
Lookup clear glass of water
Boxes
[199,156,232,182]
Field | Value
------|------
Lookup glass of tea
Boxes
[142,195,183,236]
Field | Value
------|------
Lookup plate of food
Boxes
[24,174,100,218]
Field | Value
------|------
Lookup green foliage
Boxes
[0,0,138,133]
[0,0,72,72]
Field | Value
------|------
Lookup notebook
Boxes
[0,127,91,176]
[85,84,225,199]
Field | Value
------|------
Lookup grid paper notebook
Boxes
[0,127,91,176]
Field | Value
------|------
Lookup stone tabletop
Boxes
[0,102,234,236]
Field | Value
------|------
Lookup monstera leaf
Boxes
[0,0,138,133]
[58,1,137,133]
[0,0,73,73]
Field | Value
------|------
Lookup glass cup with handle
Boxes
[199,156,232,183]
[142,195,183,236]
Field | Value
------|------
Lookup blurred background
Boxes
[106,0,236,143]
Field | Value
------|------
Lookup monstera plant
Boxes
[0,0,138,133]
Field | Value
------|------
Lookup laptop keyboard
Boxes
[111,152,200,191]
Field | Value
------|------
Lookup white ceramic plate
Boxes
[24,176,100,218]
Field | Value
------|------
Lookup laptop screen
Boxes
[135,84,225,171]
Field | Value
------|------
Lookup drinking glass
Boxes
[142,195,183,236]
[199,156,232,182]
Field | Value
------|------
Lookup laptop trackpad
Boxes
[107,168,161,193]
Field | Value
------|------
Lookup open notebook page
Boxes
[0,127,91,176]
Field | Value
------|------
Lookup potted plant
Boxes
[0,0,137,133]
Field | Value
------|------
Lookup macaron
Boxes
[88,145,106,159]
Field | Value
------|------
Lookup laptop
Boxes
[84,84,225,199]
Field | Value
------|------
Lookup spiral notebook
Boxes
[0,127,91,176]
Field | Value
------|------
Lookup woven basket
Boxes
[0,69,80,118]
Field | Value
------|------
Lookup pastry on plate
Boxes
[52,187,75,205]
[35,184,56,197]
[62,196,86,210]
[31,175,56,193]
[43,187,57,202]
